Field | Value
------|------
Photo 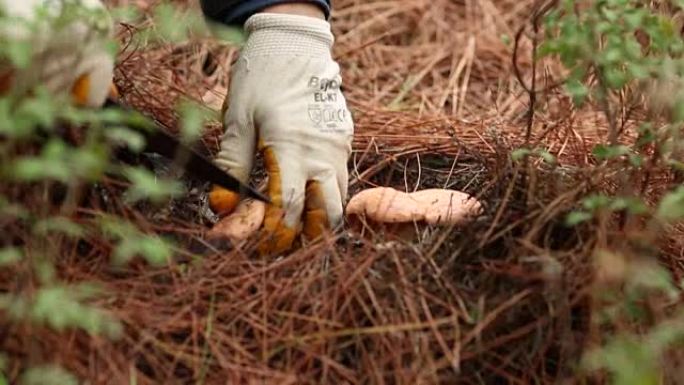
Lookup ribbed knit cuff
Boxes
[242,13,334,58]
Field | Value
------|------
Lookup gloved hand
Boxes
[0,0,115,107]
[209,13,354,255]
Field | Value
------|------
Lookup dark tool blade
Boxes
[103,99,269,204]
[142,128,270,202]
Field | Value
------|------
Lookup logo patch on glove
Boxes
[307,76,351,133]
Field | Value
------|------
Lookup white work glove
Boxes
[0,0,115,107]
[209,13,354,255]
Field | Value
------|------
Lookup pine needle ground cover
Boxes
[3,0,684,384]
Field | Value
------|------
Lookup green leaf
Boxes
[108,4,141,24]
[536,149,556,164]
[624,9,645,29]
[98,215,175,267]
[16,89,59,128]
[5,40,33,69]
[122,167,184,204]
[582,335,660,385]
[673,98,684,123]
[105,127,146,153]
[582,194,612,211]
[19,365,78,385]
[627,62,649,79]
[178,100,211,143]
[565,79,589,105]
[656,186,684,221]
[70,145,109,181]
[667,159,684,171]
[566,210,593,226]
[603,67,628,89]
[636,125,655,148]
[609,197,648,215]
[34,217,85,238]
[592,144,630,160]
[627,261,679,300]
[0,248,22,266]
[29,284,122,338]
[113,234,173,267]
[139,235,174,266]
[511,148,532,161]
[628,154,643,167]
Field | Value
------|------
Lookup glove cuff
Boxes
[243,13,334,58]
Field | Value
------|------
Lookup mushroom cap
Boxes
[345,187,482,226]
[345,187,424,223]
[410,189,483,225]
[208,199,266,242]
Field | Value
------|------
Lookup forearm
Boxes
[199,0,330,26]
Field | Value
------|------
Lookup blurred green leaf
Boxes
[656,186,684,221]
[0,196,27,218]
[16,88,59,129]
[592,144,630,160]
[34,217,85,238]
[627,261,679,300]
[582,194,612,211]
[583,335,660,385]
[536,149,556,164]
[115,235,173,267]
[11,139,108,182]
[99,215,175,267]
[19,365,78,385]
[0,248,22,266]
[122,167,184,204]
[636,124,655,148]
[609,196,648,215]
[603,67,628,89]
[628,154,643,167]
[673,98,684,123]
[566,79,589,105]
[178,99,211,143]
[33,258,56,285]
[108,4,141,24]
[210,23,246,45]
[104,127,146,153]
[566,210,593,226]
[667,159,684,171]
[29,284,122,338]
[5,40,32,69]
[511,148,532,161]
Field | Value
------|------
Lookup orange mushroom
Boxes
[207,199,266,243]
[345,187,482,227]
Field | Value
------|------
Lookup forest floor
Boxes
[6,0,684,384]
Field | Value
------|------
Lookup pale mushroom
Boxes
[345,187,482,227]
[344,187,424,223]
[410,189,483,225]
[207,199,266,243]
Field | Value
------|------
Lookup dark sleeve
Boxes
[199,0,331,26]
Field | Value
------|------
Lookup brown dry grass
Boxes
[2,0,684,384]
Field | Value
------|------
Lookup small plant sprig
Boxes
[0,1,235,383]
[533,0,684,383]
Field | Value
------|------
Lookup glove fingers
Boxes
[209,115,256,216]
[337,159,350,205]
[303,173,343,241]
[258,145,306,256]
